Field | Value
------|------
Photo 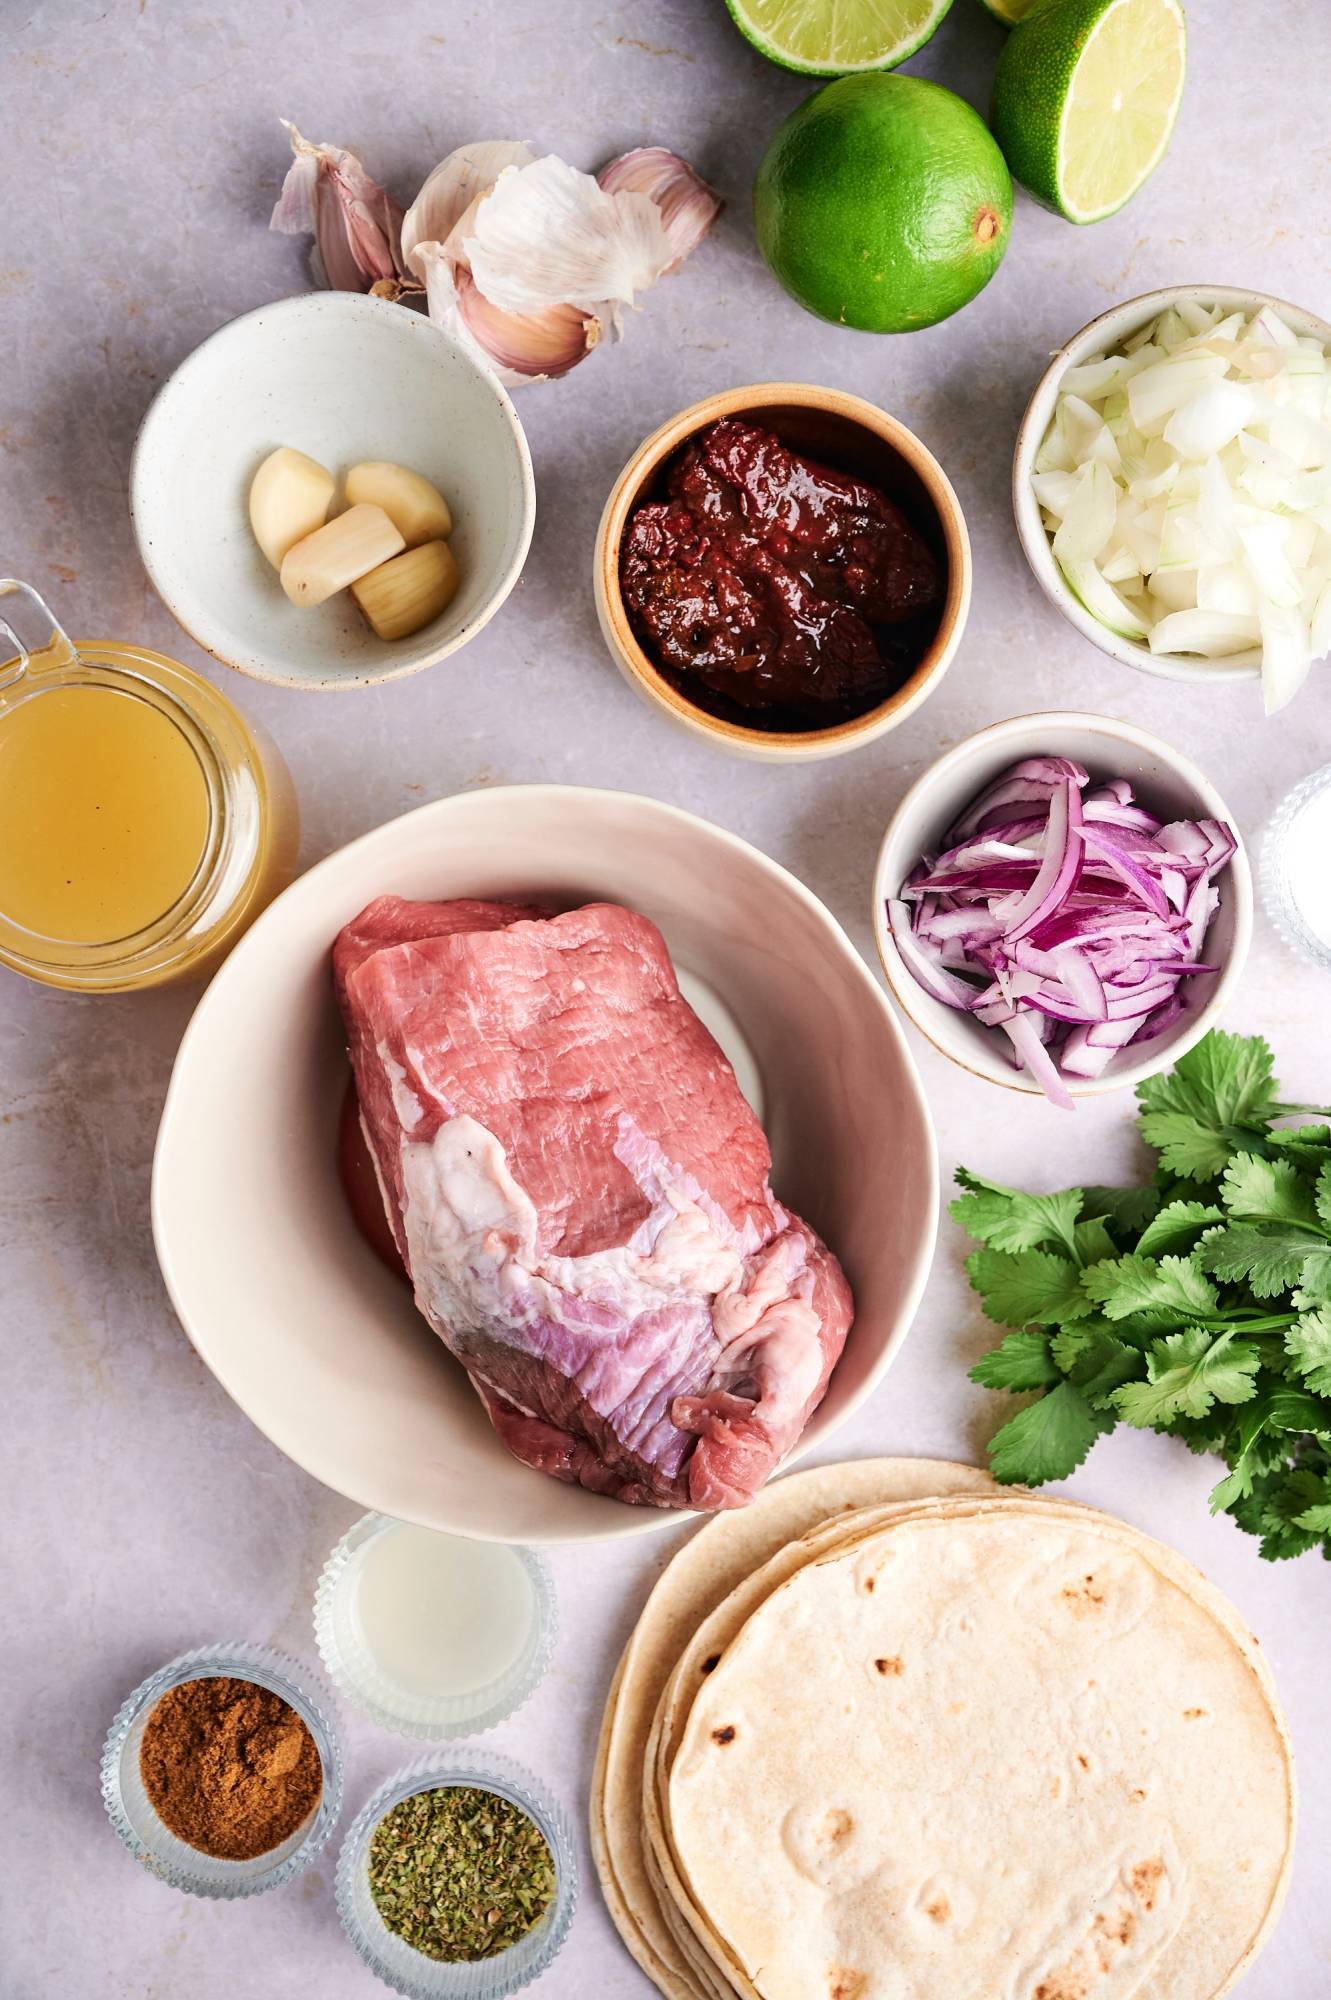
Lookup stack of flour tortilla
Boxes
[591,1459,1295,2000]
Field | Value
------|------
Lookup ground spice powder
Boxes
[139,1675,322,1860]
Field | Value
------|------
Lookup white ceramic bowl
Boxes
[872,711,1252,1101]
[153,786,937,1543]
[1013,284,1331,685]
[131,293,535,690]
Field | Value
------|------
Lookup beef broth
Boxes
[620,418,942,727]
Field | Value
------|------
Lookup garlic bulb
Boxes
[270,122,408,292]
[272,125,720,386]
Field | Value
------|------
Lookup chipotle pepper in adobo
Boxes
[620,418,941,728]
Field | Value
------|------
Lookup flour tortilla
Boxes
[648,1495,1039,2000]
[668,1502,1296,2000]
[591,1458,997,1999]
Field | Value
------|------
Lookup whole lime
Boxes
[754,74,1013,333]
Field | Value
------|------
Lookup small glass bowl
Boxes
[1261,763,1331,973]
[314,1514,556,1740]
[99,1641,344,1898]
[335,1751,578,1998]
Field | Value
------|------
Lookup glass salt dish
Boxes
[335,1751,577,1999]
[314,1512,556,1740]
[99,1641,344,1898]
[1261,763,1331,973]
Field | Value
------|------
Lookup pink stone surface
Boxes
[3,2,1330,1994]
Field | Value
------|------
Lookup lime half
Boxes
[991,0,1187,223]
[974,0,1041,23]
[725,0,953,74]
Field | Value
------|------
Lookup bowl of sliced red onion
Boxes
[872,712,1251,1109]
[1013,285,1331,715]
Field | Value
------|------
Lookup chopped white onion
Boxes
[1038,301,1331,710]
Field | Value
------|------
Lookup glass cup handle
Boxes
[0,578,81,692]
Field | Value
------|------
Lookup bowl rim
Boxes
[594,381,972,761]
[152,781,940,1543]
[1012,283,1331,687]
[129,291,536,693]
[870,708,1254,1101]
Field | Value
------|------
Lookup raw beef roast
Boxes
[333,896,853,1509]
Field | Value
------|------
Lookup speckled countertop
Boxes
[4,2,1331,1994]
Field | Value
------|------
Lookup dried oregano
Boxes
[368,1785,555,1961]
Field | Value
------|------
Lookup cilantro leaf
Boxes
[1112,1326,1260,1427]
[1135,1200,1225,1259]
[1318,1162,1331,1232]
[950,1171,1082,1256]
[1267,1122,1331,1150]
[1254,1469,1331,1560]
[1080,1184,1161,1241]
[1050,1313,1112,1370]
[1082,1253,1219,1327]
[1066,1327,1145,1407]
[965,1248,1091,1327]
[1136,1030,1278,1179]
[1285,1310,1331,1396]
[1220,1153,1321,1227]
[1200,1225,1322,1299]
[1293,1246,1331,1307]
[1207,1385,1331,1510]
[986,1381,1113,1485]
[1294,1489,1331,1534]
[1072,1217,1118,1267]
[969,1330,1062,1393]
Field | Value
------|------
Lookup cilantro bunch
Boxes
[957,1030,1331,1560]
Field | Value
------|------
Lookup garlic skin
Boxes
[270,121,407,291]
[462,154,671,317]
[401,141,536,275]
[597,149,723,272]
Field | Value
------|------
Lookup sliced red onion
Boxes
[889,757,1234,1109]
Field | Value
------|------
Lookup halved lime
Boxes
[725,0,953,75]
[975,0,1041,23]
[991,0,1187,223]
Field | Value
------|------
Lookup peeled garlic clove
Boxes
[270,120,407,291]
[352,540,459,640]
[344,461,453,546]
[461,154,671,316]
[280,504,405,607]
[249,447,336,569]
[596,149,722,272]
[401,141,536,280]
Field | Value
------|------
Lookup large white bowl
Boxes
[153,787,938,1543]
[872,712,1252,1102]
[131,293,535,690]
[1013,283,1331,686]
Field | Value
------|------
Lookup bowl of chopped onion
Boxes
[1013,285,1331,715]
[871,711,1252,1110]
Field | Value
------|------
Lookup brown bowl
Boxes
[594,383,971,762]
